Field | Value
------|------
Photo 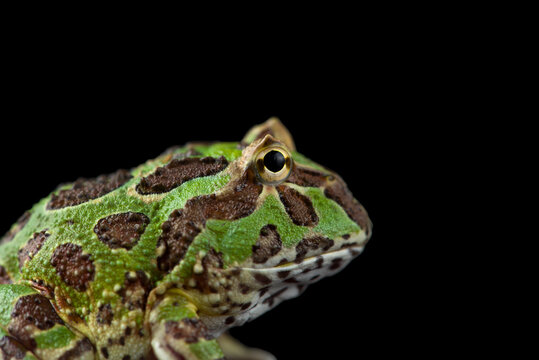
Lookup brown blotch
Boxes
[253,273,272,285]
[166,318,211,343]
[295,236,334,263]
[136,156,228,195]
[97,304,114,325]
[225,316,235,325]
[340,242,359,250]
[325,176,371,233]
[0,265,12,284]
[0,211,31,245]
[263,287,288,307]
[51,243,94,292]
[94,212,150,250]
[277,186,318,227]
[18,231,49,270]
[287,166,330,188]
[229,268,241,276]
[157,170,262,272]
[252,225,282,264]
[239,284,251,295]
[330,258,344,270]
[277,270,290,279]
[0,336,28,359]
[101,347,109,359]
[188,249,224,294]
[8,294,64,350]
[117,270,152,310]
[47,169,132,209]
[58,339,94,360]
[259,287,270,297]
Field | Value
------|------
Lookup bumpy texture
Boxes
[0,118,372,360]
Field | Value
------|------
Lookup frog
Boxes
[0,118,372,360]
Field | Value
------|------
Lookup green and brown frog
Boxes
[0,118,372,360]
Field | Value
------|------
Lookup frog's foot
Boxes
[218,333,276,360]
[148,288,225,360]
[0,284,94,360]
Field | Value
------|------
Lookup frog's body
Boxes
[0,119,371,360]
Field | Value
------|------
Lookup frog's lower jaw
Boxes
[201,245,364,337]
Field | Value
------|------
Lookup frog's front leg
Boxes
[0,284,94,360]
[148,288,225,360]
[217,333,276,360]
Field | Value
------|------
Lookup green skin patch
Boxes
[154,292,197,323]
[0,120,371,360]
[193,143,244,162]
[189,340,225,360]
[34,325,76,349]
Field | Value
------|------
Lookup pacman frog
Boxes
[0,118,372,360]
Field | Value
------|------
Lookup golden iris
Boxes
[254,146,293,185]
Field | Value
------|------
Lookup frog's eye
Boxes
[254,146,293,185]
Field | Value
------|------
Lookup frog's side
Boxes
[0,118,372,360]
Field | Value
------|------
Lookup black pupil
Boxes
[264,150,286,172]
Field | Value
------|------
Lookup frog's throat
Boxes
[198,245,364,337]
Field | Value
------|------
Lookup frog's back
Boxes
[0,142,242,359]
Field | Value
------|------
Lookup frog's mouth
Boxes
[239,230,369,273]
[273,244,364,270]
[240,244,364,282]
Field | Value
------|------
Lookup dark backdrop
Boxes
[0,73,439,358]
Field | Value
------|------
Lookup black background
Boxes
[0,9,521,356]
[0,53,454,358]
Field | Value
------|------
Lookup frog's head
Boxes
[234,117,371,271]
[166,118,371,325]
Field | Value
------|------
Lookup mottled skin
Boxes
[0,119,372,360]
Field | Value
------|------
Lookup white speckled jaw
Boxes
[201,245,364,337]
[248,244,364,282]
[242,230,370,270]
